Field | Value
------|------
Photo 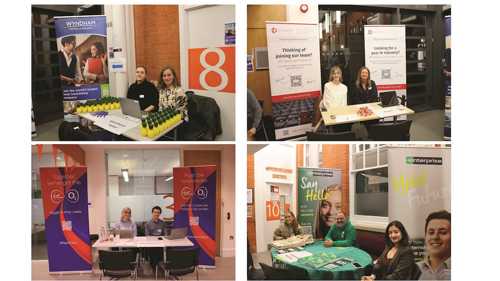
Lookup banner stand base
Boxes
[198,265,217,269]
[49,270,93,275]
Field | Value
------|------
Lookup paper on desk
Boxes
[276,251,312,263]
[94,115,140,135]
[334,114,358,123]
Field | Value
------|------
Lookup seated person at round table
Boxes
[361,220,416,281]
[273,211,303,240]
[127,66,159,113]
[416,210,451,280]
[323,211,356,247]
[348,66,379,105]
[320,66,347,110]
[158,65,188,122]
[113,207,137,237]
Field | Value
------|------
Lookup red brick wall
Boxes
[321,144,350,216]
[134,5,181,84]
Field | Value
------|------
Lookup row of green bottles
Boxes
[140,107,182,138]
[76,96,121,113]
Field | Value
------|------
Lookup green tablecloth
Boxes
[271,241,372,280]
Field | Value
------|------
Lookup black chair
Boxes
[157,246,199,280]
[98,249,139,280]
[259,262,309,280]
[366,120,412,141]
[181,91,222,141]
[306,131,356,141]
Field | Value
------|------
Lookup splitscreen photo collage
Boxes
[30,3,452,281]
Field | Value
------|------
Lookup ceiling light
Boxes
[121,169,129,182]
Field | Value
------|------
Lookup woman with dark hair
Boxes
[273,211,303,240]
[157,65,188,122]
[84,41,107,83]
[361,220,417,280]
[349,66,379,105]
[127,66,159,112]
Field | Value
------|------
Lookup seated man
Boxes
[145,206,167,269]
[417,210,451,280]
[323,211,356,247]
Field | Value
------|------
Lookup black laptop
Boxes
[379,91,399,107]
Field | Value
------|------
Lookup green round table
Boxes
[271,241,372,280]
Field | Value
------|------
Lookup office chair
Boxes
[366,120,412,141]
[306,131,356,141]
[98,249,139,280]
[157,246,199,280]
[259,262,309,280]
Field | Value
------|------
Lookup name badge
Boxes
[139,94,145,99]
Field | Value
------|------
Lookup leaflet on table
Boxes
[373,105,408,118]
[93,115,140,135]
[276,251,313,263]
[332,114,358,123]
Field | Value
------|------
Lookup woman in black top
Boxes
[349,66,379,105]
[127,66,159,112]
[361,220,417,280]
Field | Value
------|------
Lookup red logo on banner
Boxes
[188,47,235,93]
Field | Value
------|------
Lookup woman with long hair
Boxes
[361,220,417,280]
[349,66,379,105]
[273,211,303,240]
[127,66,159,112]
[321,65,348,110]
[314,184,342,239]
[83,41,107,83]
[157,65,188,121]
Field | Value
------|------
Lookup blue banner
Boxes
[174,166,217,267]
[40,167,91,272]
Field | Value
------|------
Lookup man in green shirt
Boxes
[323,211,356,247]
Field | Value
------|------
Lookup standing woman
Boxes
[83,42,107,83]
[320,66,348,110]
[127,66,159,113]
[157,66,188,122]
[349,66,379,105]
[361,220,417,280]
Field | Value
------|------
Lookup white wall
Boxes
[84,146,108,234]
[254,144,296,253]
[179,5,235,141]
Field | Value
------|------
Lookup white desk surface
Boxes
[78,110,182,141]
[320,102,415,126]
[92,236,194,249]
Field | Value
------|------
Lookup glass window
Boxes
[354,167,388,217]
[106,149,180,227]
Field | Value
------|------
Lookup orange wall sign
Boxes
[266,201,290,221]
[188,46,235,93]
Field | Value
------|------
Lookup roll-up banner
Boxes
[55,15,109,122]
[266,22,322,140]
[39,167,91,273]
[388,147,451,240]
[297,168,341,239]
[364,25,406,119]
[173,166,217,267]
[444,15,451,140]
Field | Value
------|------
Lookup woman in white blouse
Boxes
[320,66,347,110]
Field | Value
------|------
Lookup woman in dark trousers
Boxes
[361,220,417,280]
[349,66,379,105]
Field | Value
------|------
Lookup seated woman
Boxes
[320,66,348,110]
[113,207,137,237]
[349,66,379,105]
[319,65,352,132]
[157,66,188,121]
[273,211,303,240]
[83,42,107,83]
[127,66,159,113]
[361,220,416,280]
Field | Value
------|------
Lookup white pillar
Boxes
[104,5,136,98]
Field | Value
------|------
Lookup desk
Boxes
[78,110,182,141]
[320,103,414,126]
[93,236,194,274]
[271,241,372,280]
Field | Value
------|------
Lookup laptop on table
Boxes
[379,91,399,107]
[166,227,188,240]
[120,98,145,119]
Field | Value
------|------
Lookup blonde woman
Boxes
[273,211,303,240]
[320,66,348,110]
[157,66,188,122]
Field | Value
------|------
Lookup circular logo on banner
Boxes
[50,190,64,204]
[300,4,309,13]
[196,186,208,200]
[272,27,277,34]
[66,190,80,204]
[181,186,193,200]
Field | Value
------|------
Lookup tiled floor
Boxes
[32,255,235,280]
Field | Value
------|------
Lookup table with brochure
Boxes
[271,241,372,280]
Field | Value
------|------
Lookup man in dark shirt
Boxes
[127,66,159,112]
[58,36,82,85]
[145,206,167,271]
